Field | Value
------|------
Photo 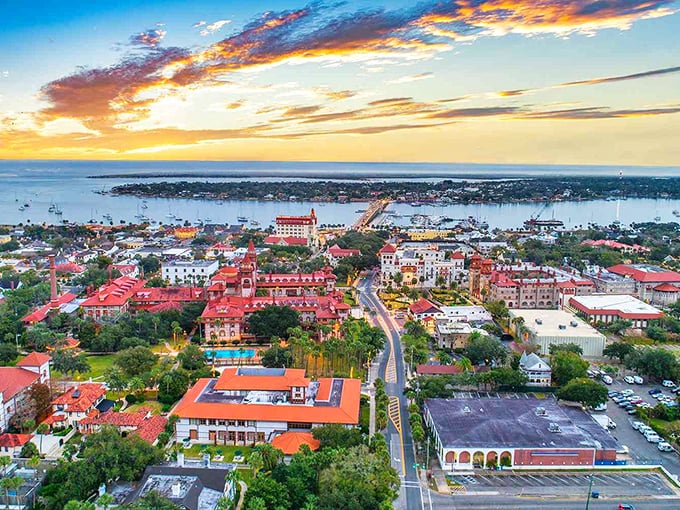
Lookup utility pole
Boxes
[585,473,594,510]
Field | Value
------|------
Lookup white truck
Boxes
[591,414,616,430]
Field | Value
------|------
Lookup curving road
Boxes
[358,272,430,510]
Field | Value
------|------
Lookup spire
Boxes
[49,255,58,308]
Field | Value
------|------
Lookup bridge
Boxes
[352,198,391,230]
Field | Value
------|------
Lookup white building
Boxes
[568,294,664,329]
[378,243,465,288]
[275,209,319,248]
[0,353,51,432]
[510,309,606,358]
[519,352,552,387]
[162,259,219,285]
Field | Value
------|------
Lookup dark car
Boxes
[649,388,662,395]
[618,504,636,510]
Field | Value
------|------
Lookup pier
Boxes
[353,198,391,230]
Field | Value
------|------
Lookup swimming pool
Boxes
[204,349,256,359]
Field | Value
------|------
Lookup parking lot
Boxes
[593,377,680,478]
[447,472,676,496]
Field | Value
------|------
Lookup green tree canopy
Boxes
[625,347,679,382]
[603,342,635,363]
[551,350,589,386]
[248,305,301,339]
[178,344,205,371]
[463,333,507,366]
[548,343,583,356]
[52,349,91,376]
[557,378,608,407]
[158,369,190,405]
[114,346,158,377]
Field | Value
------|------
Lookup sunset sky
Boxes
[1,0,679,165]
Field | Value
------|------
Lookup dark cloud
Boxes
[129,28,167,48]
[429,107,522,119]
[561,65,680,87]
[518,106,680,119]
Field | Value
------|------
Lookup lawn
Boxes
[126,400,164,415]
[182,444,253,462]
[52,354,117,380]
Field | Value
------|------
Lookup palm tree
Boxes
[0,476,23,510]
[455,356,473,373]
[249,451,264,477]
[36,422,49,454]
[0,456,10,477]
[128,377,146,398]
[224,469,240,500]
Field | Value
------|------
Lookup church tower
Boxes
[239,241,258,297]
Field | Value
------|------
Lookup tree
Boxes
[488,368,528,390]
[603,342,635,363]
[0,343,18,365]
[557,378,608,407]
[463,333,507,366]
[260,342,294,368]
[52,349,90,376]
[30,383,52,423]
[254,443,284,472]
[104,367,128,393]
[455,356,473,373]
[1,476,23,510]
[96,493,115,510]
[0,456,10,476]
[20,441,39,459]
[551,351,589,386]
[646,325,668,343]
[243,476,290,510]
[317,445,399,510]
[312,424,364,450]
[626,347,679,382]
[114,346,158,377]
[178,344,205,371]
[36,422,50,454]
[548,343,583,356]
[248,306,301,339]
[157,370,190,405]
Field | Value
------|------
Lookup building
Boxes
[173,367,360,445]
[133,287,206,312]
[122,464,236,510]
[471,257,595,309]
[275,209,319,248]
[510,309,606,357]
[519,352,552,387]
[408,298,441,321]
[205,243,236,260]
[0,352,51,432]
[424,396,618,471]
[379,243,465,288]
[174,227,200,240]
[80,276,147,321]
[434,321,488,350]
[582,266,637,295]
[581,239,650,254]
[80,409,167,444]
[263,235,309,247]
[325,244,361,267]
[51,383,108,429]
[0,433,34,457]
[162,259,220,285]
[606,264,680,306]
[568,294,664,329]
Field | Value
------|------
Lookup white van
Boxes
[658,442,673,452]
[646,433,662,443]
[633,375,644,384]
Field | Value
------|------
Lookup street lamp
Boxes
[585,473,594,509]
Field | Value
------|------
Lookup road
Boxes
[358,272,429,510]
[430,493,680,509]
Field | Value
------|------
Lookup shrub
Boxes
[125,394,137,404]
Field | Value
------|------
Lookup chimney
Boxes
[177,452,185,467]
[171,483,181,498]
[49,255,58,307]
[107,265,113,283]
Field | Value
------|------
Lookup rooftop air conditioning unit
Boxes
[558,324,566,330]
[535,407,546,416]
[535,318,543,325]
[548,423,561,433]
[570,321,578,327]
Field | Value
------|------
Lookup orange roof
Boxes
[21,292,78,324]
[214,368,310,391]
[450,252,465,260]
[378,243,397,254]
[134,415,168,443]
[41,413,67,425]
[81,276,147,308]
[17,352,51,367]
[409,298,441,315]
[272,432,320,455]
[173,377,360,425]
[0,367,40,402]
[0,433,33,448]
[52,383,106,413]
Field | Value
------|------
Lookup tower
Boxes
[239,241,258,297]
[468,253,482,298]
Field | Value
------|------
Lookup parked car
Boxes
[663,380,676,388]
[649,388,662,395]
[624,375,635,384]
[631,421,644,430]
[621,389,634,397]
[616,445,629,455]
[618,504,637,510]
[638,425,653,435]
[658,442,673,452]
[645,433,662,443]
[608,391,620,398]
[633,376,643,384]
[626,408,638,415]
[602,375,613,385]
[593,402,607,412]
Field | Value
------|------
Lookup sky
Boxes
[0,0,679,165]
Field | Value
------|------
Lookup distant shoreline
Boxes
[88,172,516,180]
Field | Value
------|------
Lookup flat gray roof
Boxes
[425,396,617,451]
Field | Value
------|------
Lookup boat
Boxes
[673,210,679,217]
[140,203,148,209]
[103,213,112,221]
[355,209,366,213]
[54,205,63,215]
[479,221,489,230]
[23,203,30,208]
[410,202,422,207]
[654,216,661,222]
[18,206,25,211]
[48,203,56,213]
[165,213,176,219]
[250,220,260,226]
[237,216,248,222]
[524,218,564,228]
[204,217,212,223]
[138,215,149,222]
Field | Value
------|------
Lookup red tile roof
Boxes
[654,283,680,292]
[55,262,86,273]
[21,292,78,324]
[450,252,465,260]
[328,244,361,257]
[378,243,397,254]
[607,264,680,283]
[134,415,168,443]
[81,276,147,308]
[80,410,147,428]
[263,236,309,246]
[16,352,51,367]
[409,298,441,315]
[0,433,33,448]
[0,368,40,402]
[271,431,320,455]
[52,383,106,413]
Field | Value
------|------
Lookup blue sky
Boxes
[1,0,679,165]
